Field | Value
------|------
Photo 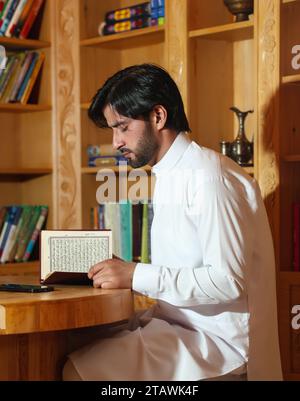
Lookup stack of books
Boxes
[0,50,44,103]
[100,0,165,36]
[0,0,44,39]
[90,201,153,264]
[0,204,48,263]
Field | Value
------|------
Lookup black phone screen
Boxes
[0,284,54,293]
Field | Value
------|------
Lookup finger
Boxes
[113,254,124,261]
[88,261,106,278]
[92,272,113,287]
[100,281,117,289]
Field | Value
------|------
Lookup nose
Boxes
[112,130,125,150]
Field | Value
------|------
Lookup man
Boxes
[63,64,282,381]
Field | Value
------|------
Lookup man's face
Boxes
[103,104,159,168]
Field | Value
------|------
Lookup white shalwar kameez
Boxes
[69,133,282,381]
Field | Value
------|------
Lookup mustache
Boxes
[119,148,132,154]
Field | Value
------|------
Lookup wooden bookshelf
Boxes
[189,20,254,41]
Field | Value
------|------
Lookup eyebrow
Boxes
[109,119,127,129]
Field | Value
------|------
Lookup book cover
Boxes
[15,50,38,102]
[13,0,34,37]
[20,50,44,103]
[8,204,32,262]
[0,205,22,262]
[22,205,48,261]
[6,0,27,37]
[104,2,151,24]
[140,201,149,263]
[19,0,44,39]
[14,205,40,262]
[40,230,112,285]
[120,200,132,262]
[0,0,20,36]
[0,0,14,32]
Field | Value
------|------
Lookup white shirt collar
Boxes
[152,132,191,174]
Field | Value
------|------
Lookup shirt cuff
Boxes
[132,263,161,298]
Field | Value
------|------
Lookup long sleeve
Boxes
[132,177,254,307]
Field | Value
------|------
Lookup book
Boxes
[20,50,44,103]
[19,0,44,39]
[40,230,112,285]
[104,2,151,24]
[22,205,48,261]
[13,0,34,37]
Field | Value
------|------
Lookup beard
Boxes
[121,124,159,168]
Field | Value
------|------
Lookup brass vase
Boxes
[223,0,254,22]
[229,107,254,166]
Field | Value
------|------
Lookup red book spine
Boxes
[293,203,300,271]
[19,0,43,39]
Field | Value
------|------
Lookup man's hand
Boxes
[88,258,137,289]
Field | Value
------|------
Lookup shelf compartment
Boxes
[0,168,52,182]
[282,74,300,85]
[189,21,254,42]
[0,104,51,113]
[0,37,50,50]
[80,25,165,49]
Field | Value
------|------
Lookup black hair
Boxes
[88,63,191,133]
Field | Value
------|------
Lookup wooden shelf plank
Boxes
[189,21,254,41]
[0,103,51,113]
[0,168,52,182]
[80,25,165,49]
[82,166,151,174]
[282,74,300,85]
[282,0,299,4]
[282,154,300,162]
[0,37,50,49]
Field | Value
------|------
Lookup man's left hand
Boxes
[88,259,137,289]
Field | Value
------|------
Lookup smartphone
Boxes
[0,283,54,293]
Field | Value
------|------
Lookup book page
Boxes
[41,230,112,280]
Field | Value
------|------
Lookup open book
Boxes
[40,230,112,285]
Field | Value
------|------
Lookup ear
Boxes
[151,105,167,130]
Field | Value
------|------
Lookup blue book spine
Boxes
[15,51,38,101]
[120,201,132,262]
[0,206,18,259]
[0,0,19,36]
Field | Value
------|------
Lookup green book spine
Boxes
[140,202,149,263]
[120,201,132,262]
